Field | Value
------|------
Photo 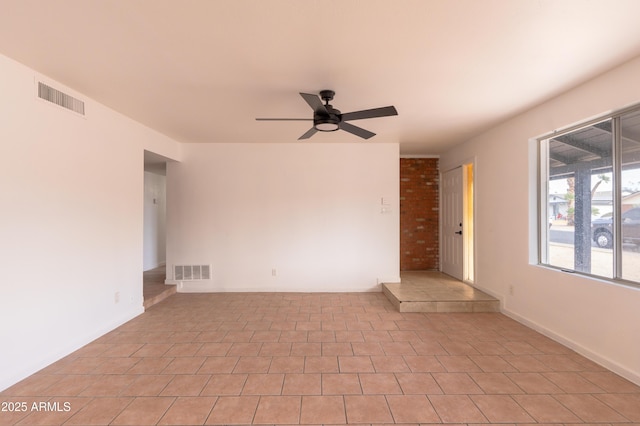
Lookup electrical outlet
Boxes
[114,291,120,303]
[509,285,514,296]
[272,268,277,277]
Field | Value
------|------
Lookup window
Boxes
[539,106,640,286]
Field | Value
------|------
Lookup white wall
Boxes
[166,143,400,292]
[440,56,640,385]
[0,54,181,390]
[143,171,167,270]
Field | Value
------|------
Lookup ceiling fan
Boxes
[256,90,398,140]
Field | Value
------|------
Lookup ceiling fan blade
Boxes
[339,121,375,139]
[298,127,318,140]
[256,118,312,121]
[341,106,398,121]
[300,93,328,115]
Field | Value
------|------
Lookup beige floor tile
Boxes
[159,374,210,396]
[432,372,484,394]
[386,394,440,423]
[344,395,393,423]
[470,354,518,372]
[157,396,217,425]
[555,393,630,422]
[127,357,173,374]
[596,393,640,421]
[543,371,606,393]
[200,374,247,396]
[161,357,206,374]
[197,356,239,374]
[13,397,88,426]
[506,371,564,394]
[471,394,535,423]
[253,395,301,424]
[278,330,309,343]
[131,343,173,357]
[282,373,322,395]
[258,342,292,356]
[358,372,402,395]
[299,395,345,424]
[395,372,443,394]
[351,342,385,356]
[40,375,95,397]
[242,373,284,395]
[321,342,353,356]
[322,373,362,395]
[268,356,305,373]
[221,331,254,343]
[304,356,339,373]
[513,394,581,423]
[64,397,134,425]
[121,375,174,397]
[290,342,321,356]
[233,356,272,373]
[582,371,640,393]
[338,355,375,373]
[307,330,336,342]
[403,355,446,372]
[370,355,411,372]
[195,342,232,357]
[79,374,137,396]
[110,396,174,425]
[469,372,524,394]
[205,395,259,425]
[429,394,487,423]
[163,342,204,357]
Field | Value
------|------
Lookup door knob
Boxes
[455,230,462,235]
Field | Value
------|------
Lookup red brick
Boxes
[400,158,439,270]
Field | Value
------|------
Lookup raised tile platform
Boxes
[382,271,500,313]
[143,265,176,309]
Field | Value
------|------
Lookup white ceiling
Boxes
[2,0,640,155]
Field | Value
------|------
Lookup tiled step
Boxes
[382,271,500,313]
[143,285,176,309]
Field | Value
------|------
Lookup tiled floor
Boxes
[2,291,639,425]
[382,271,500,312]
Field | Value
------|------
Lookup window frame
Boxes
[537,103,640,288]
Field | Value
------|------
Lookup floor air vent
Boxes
[174,265,211,281]
[37,82,85,116]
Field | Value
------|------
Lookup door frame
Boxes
[440,159,476,284]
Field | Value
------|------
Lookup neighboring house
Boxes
[548,190,622,220]
[548,193,568,219]
[623,191,640,212]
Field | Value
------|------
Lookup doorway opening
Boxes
[441,162,475,283]
[143,150,173,308]
[462,163,475,283]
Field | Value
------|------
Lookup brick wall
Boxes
[400,158,439,270]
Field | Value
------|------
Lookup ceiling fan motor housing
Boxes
[314,105,341,131]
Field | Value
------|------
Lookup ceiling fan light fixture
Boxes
[314,119,340,132]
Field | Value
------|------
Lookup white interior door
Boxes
[442,167,463,280]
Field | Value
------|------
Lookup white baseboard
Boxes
[502,307,640,387]
[175,280,382,293]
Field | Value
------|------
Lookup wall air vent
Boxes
[37,82,85,116]
[174,265,211,281]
